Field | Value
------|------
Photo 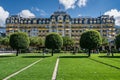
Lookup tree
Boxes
[101,37,109,50]
[9,32,30,56]
[29,37,39,48]
[1,37,9,48]
[37,37,44,47]
[80,30,102,57]
[45,33,63,56]
[102,37,109,46]
[62,36,74,51]
[29,37,44,50]
[115,34,120,49]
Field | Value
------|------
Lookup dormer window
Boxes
[28,20,31,24]
[76,20,78,24]
[58,16,63,20]
[33,20,36,24]
[39,20,41,24]
[15,20,18,23]
[43,20,45,24]
[51,16,55,22]
[24,20,27,23]
[7,20,10,23]
[66,16,69,20]
[20,20,23,24]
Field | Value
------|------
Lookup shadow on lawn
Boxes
[99,56,120,58]
[89,58,120,70]
[59,56,89,58]
[0,55,15,58]
[22,56,51,58]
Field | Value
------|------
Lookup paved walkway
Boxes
[0,53,14,55]
[52,57,59,80]
[3,58,43,80]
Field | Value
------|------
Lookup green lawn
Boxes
[57,53,120,80]
[0,53,56,80]
[0,53,120,80]
[10,54,57,80]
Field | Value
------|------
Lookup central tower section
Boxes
[49,11,71,37]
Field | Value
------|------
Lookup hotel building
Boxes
[6,11,116,45]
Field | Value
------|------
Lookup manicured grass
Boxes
[1,53,120,80]
[0,53,50,80]
[57,53,120,80]
[9,54,57,80]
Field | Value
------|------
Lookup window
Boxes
[52,17,55,21]
[79,20,82,24]
[28,20,31,24]
[39,20,41,24]
[43,20,45,24]
[33,20,36,24]
[24,20,27,24]
[97,20,100,24]
[90,20,92,24]
[84,19,88,24]
[58,16,63,20]
[94,20,96,24]
[72,20,74,24]
[76,20,78,24]
[15,20,18,23]
[20,20,23,24]
[66,16,69,20]
[47,20,49,23]
[7,20,10,23]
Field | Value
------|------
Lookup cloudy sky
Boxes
[0,0,120,27]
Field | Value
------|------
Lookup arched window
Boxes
[58,15,63,20]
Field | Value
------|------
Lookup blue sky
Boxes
[0,0,120,26]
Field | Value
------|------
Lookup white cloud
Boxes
[59,0,87,10]
[31,7,40,12]
[78,14,82,17]
[31,7,47,17]
[0,6,9,27]
[104,9,120,26]
[19,10,35,18]
[77,0,87,7]
[39,9,47,16]
[59,0,77,10]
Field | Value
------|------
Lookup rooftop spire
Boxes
[58,5,62,11]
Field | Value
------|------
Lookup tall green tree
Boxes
[29,37,43,49]
[1,37,9,48]
[80,30,102,57]
[45,33,63,56]
[29,37,39,47]
[102,37,109,46]
[101,37,109,50]
[37,37,44,47]
[115,34,120,51]
[9,32,30,56]
[62,36,74,51]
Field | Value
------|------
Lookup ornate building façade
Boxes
[6,11,116,45]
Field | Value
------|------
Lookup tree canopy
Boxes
[62,36,74,51]
[102,37,109,46]
[45,32,63,56]
[9,32,30,56]
[80,30,102,57]
[115,34,120,49]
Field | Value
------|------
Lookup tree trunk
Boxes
[88,49,91,57]
[51,49,54,56]
[111,53,114,57]
[66,46,67,51]
[111,51,114,57]
[16,49,19,56]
